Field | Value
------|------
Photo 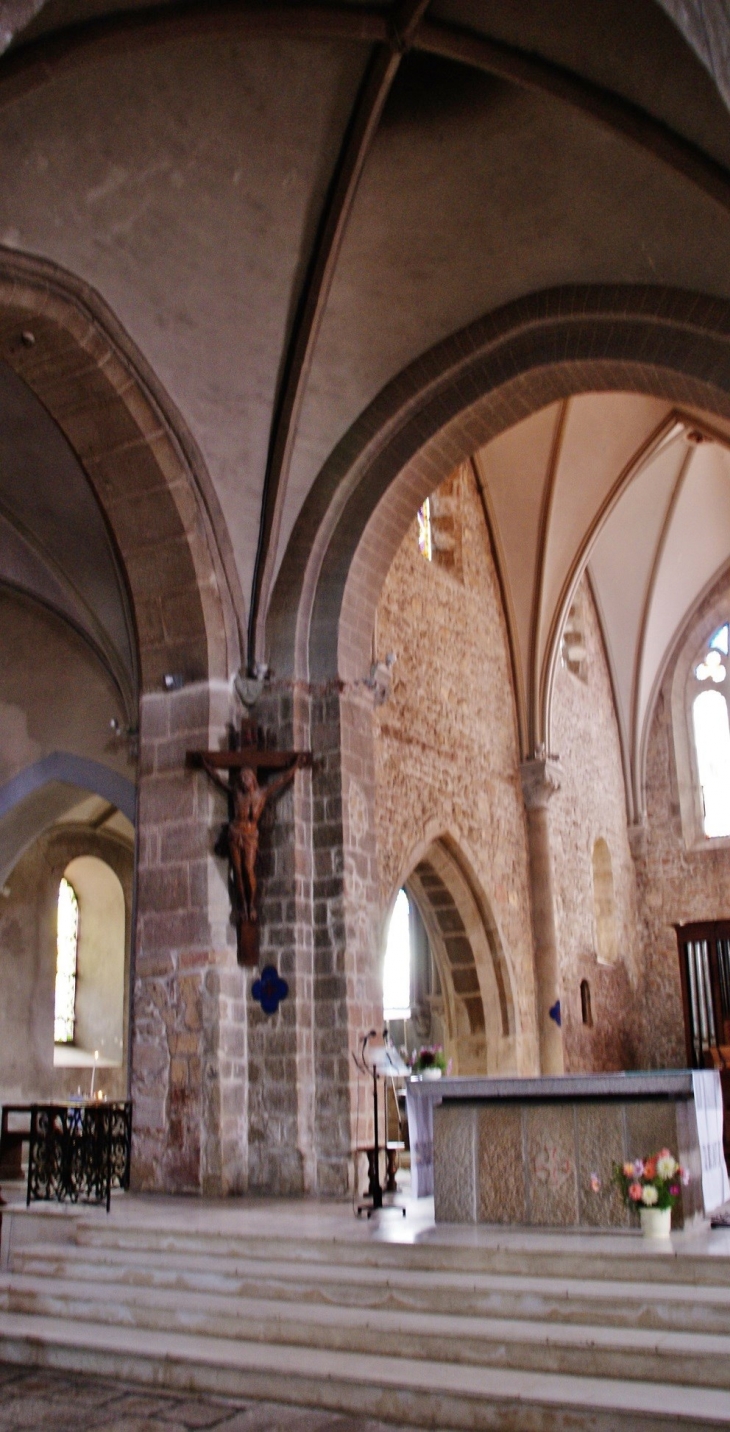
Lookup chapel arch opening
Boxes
[54,855,127,1076]
[382,839,517,1077]
[0,812,134,1110]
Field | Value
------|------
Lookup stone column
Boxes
[246,677,378,1197]
[131,679,247,1195]
[245,680,317,1196]
[520,757,564,1076]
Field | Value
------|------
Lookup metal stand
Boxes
[354,1032,406,1218]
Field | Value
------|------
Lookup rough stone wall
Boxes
[245,682,316,1196]
[549,579,641,1072]
[0,826,132,1105]
[249,678,369,1198]
[371,462,538,1073]
[635,684,730,1069]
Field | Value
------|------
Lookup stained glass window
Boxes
[710,624,729,656]
[54,877,79,1044]
[696,648,727,684]
[417,498,432,561]
[383,888,411,1019]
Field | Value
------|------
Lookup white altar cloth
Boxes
[692,1069,730,1213]
[405,1082,434,1198]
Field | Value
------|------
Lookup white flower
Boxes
[641,1184,659,1206]
[656,1155,677,1179]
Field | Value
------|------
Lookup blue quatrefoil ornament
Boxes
[252,965,289,1016]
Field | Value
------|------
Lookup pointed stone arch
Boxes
[389,833,518,1076]
[268,285,730,768]
[0,247,243,689]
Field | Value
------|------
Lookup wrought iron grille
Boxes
[26,1101,132,1212]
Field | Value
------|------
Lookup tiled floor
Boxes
[0,1364,417,1432]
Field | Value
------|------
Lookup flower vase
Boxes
[421,1067,442,1081]
[639,1206,672,1239]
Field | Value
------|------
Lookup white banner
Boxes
[692,1069,730,1213]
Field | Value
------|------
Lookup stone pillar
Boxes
[131,679,247,1195]
[520,758,564,1076]
[131,672,381,1199]
[245,680,317,1195]
[249,678,381,1196]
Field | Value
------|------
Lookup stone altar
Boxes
[408,1072,710,1227]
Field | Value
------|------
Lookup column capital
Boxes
[519,757,562,811]
[627,819,648,860]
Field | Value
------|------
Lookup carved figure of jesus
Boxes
[203,756,306,925]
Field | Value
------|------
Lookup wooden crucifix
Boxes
[186,720,312,966]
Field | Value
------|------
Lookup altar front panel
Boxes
[427,1073,707,1227]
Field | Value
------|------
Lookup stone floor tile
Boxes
[209,1409,338,1432]
[90,1419,187,1432]
[0,1367,25,1386]
[0,1395,79,1431]
[210,1413,277,1432]
[0,1370,421,1432]
[155,1399,233,1428]
[100,1393,188,1419]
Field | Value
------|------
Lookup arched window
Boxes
[592,838,618,964]
[690,623,730,839]
[693,689,730,837]
[53,857,126,1071]
[580,978,593,1028]
[383,888,411,1020]
[417,498,432,561]
[561,590,588,681]
[54,876,79,1044]
[415,470,464,577]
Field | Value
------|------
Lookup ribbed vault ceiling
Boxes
[0,359,136,713]
[472,394,730,822]
[0,0,729,673]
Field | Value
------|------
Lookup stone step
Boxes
[9,1243,730,1334]
[1,1305,730,1431]
[70,1217,730,1286]
[4,1269,730,1389]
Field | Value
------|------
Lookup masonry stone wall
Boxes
[635,678,730,1070]
[245,678,377,1198]
[370,463,538,1074]
[131,680,247,1196]
[549,581,642,1072]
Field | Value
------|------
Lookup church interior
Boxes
[3,1,730,1427]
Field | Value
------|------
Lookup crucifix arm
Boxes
[262,752,308,805]
[200,757,231,797]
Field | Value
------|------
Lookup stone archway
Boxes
[0,247,242,688]
[0,249,248,1195]
[404,837,517,1076]
[268,285,730,718]
[260,284,730,1164]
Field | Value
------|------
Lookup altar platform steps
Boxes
[8,1240,730,1338]
[3,1206,730,1429]
[70,1216,730,1285]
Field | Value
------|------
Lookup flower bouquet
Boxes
[613,1149,689,1238]
[409,1045,448,1079]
